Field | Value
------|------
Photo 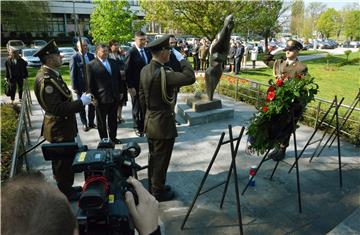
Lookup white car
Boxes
[31,40,47,49]
[21,48,41,67]
[59,47,76,64]
[6,40,26,52]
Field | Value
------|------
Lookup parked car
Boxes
[21,48,41,67]
[30,40,47,49]
[185,37,199,46]
[6,40,26,52]
[59,47,76,64]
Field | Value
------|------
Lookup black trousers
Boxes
[193,54,200,70]
[95,102,118,140]
[9,78,23,101]
[76,93,95,126]
[51,138,75,196]
[148,138,175,194]
[130,93,144,132]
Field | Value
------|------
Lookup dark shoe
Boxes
[88,123,97,129]
[268,147,286,161]
[135,129,144,137]
[153,189,175,202]
[111,138,122,144]
[82,125,90,132]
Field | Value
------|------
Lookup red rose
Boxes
[262,106,268,112]
[276,79,283,87]
[267,86,275,92]
[266,91,276,101]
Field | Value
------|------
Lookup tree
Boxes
[1,1,48,33]
[343,10,360,40]
[316,8,342,38]
[304,2,326,38]
[90,0,143,44]
[250,1,284,52]
[290,0,304,36]
[140,0,260,41]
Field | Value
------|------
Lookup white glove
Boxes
[80,93,92,106]
[172,48,185,61]
[270,47,283,55]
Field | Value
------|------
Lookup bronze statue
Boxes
[205,14,234,100]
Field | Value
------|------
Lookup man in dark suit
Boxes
[70,39,96,132]
[33,40,92,201]
[139,35,195,201]
[87,44,124,144]
[234,41,244,74]
[125,31,152,137]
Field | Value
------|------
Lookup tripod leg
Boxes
[334,97,343,188]
[292,110,302,213]
[181,133,225,230]
[220,161,233,209]
[241,149,270,195]
[269,161,280,180]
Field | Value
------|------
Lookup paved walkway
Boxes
[3,91,359,235]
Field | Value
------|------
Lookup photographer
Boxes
[1,173,161,235]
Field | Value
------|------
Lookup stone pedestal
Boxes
[176,95,234,126]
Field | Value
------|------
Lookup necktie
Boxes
[104,60,112,75]
[140,49,147,64]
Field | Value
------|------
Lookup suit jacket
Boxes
[34,66,82,142]
[86,58,124,104]
[70,52,95,94]
[125,46,152,91]
[5,57,28,82]
[139,60,195,139]
[273,59,308,78]
[234,45,244,58]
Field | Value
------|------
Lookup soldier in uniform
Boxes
[139,35,195,201]
[263,39,308,161]
[33,40,92,200]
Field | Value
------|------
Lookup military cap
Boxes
[283,39,303,51]
[147,35,171,51]
[33,39,60,60]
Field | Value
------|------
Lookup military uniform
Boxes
[263,40,309,160]
[139,35,195,200]
[33,40,85,199]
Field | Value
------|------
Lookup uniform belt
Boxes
[45,113,69,120]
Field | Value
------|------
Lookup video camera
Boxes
[42,139,142,235]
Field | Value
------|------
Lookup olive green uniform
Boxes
[139,60,195,194]
[34,66,83,196]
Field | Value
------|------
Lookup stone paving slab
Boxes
[11,91,360,235]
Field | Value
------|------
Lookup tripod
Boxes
[181,125,245,235]
[241,110,303,213]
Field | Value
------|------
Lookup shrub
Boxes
[1,104,20,182]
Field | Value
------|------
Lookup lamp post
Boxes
[73,0,78,37]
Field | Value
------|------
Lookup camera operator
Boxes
[2,173,161,235]
[1,171,78,235]
[33,40,92,201]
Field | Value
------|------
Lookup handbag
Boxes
[5,80,12,97]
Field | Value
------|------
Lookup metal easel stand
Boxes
[241,110,303,213]
[181,125,245,235]
[288,96,344,188]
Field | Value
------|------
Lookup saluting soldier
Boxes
[33,40,92,200]
[139,35,195,201]
[263,39,308,161]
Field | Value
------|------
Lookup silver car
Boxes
[6,40,26,52]
[21,48,41,67]
[59,47,76,64]
[31,40,47,49]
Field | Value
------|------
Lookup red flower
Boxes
[267,86,275,92]
[276,79,283,87]
[266,91,276,101]
[262,106,268,112]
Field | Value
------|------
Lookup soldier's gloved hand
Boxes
[173,48,185,61]
[80,93,92,106]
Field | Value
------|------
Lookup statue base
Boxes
[176,95,234,126]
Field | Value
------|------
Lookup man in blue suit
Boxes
[70,39,96,132]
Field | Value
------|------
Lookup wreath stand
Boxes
[241,110,303,213]
[288,90,360,188]
[181,125,245,235]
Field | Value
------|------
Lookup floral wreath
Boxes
[247,70,319,154]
